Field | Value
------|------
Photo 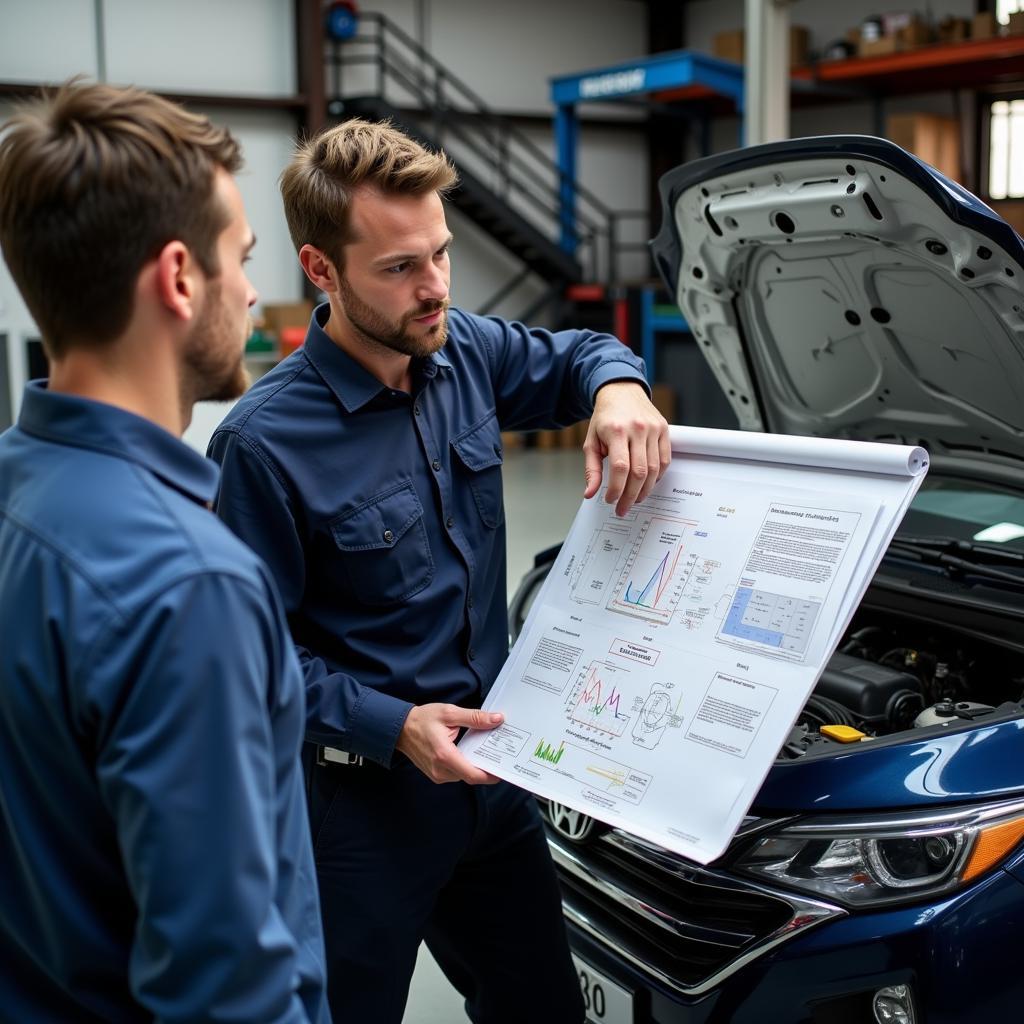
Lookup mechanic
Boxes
[0,82,329,1023]
[208,117,670,1023]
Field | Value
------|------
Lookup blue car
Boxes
[511,136,1024,1024]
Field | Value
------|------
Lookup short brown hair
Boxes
[0,80,242,357]
[279,118,457,268]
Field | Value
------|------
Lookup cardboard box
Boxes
[1009,11,1024,36]
[260,300,314,334]
[712,26,810,67]
[937,16,970,44]
[859,34,899,57]
[896,15,931,49]
[713,29,744,65]
[972,12,999,40]
[886,113,961,183]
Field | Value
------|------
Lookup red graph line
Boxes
[653,545,683,607]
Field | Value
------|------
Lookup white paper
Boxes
[460,426,929,864]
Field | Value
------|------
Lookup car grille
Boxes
[540,805,845,996]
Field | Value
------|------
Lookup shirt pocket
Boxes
[451,411,505,529]
[329,481,434,605]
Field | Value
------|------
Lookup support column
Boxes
[744,0,793,146]
[555,103,579,255]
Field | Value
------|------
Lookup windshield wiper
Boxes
[886,535,1024,585]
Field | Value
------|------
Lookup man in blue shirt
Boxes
[0,83,329,1023]
[209,119,669,1022]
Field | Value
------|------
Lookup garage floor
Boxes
[402,446,584,1023]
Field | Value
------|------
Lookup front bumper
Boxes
[550,826,1024,1023]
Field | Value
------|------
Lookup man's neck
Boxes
[48,343,186,436]
[322,299,413,393]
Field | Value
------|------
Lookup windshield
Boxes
[899,477,1024,552]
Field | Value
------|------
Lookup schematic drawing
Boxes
[631,683,682,749]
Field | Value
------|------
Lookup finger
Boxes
[615,432,649,517]
[636,431,661,504]
[602,428,630,509]
[582,429,605,499]
[657,424,672,480]
[446,707,504,731]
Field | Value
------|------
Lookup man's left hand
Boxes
[583,381,670,517]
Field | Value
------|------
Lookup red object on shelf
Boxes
[279,326,306,357]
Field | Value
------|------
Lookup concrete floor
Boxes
[402,447,585,1023]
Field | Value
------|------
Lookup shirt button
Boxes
[468,648,477,661]
[446,516,454,529]
[414,404,421,416]
[383,529,394,543]
[431,459,441,472]
[467,596,474,609]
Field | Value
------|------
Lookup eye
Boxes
[386,262,410,275]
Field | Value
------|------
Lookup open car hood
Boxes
[651,136,1024,469]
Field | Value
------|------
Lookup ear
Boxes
[153,240,200,322]
[299,244,340,294]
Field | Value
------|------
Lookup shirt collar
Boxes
[16,381,220,506]
[303,302,451,412]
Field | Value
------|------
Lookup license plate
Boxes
[572,953,634,1024]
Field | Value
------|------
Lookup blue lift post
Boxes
[550,50,753,381]
[549,49,746,257]
[639,286,689,382]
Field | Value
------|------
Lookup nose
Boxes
[247,278,259,309]
[416,261,448,303]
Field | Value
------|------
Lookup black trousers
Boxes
[306,751,585,1024]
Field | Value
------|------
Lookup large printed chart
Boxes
[461,427,929,864]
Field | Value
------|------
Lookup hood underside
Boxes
[651,136,1024,469]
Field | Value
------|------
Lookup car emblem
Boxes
[547,801,595,842]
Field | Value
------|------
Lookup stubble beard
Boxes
[181,281,251,407]
[338,274,449,359]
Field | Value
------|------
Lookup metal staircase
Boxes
[327,12,631,317]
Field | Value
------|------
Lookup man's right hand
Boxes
[396,703,504,785]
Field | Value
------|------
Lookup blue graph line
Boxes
[625,550,670,606]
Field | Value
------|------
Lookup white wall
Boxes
[0,1,306,426]
[367,0,647,112]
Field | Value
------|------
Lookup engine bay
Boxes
[781,609,1024,758]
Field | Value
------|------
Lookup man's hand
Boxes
[584,381,671,517]
[396,703,504,785]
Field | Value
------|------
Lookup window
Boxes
[986,5,1024,198]
[989,99,1024,199]
[998,1,1024,24]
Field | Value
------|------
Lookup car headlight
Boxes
[734,799,1024,907]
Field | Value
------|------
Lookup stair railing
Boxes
[328,11,644,287]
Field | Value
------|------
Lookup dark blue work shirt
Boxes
[0,384,329,1024]
[208,304,646,765]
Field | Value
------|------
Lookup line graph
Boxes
[624,545,683,608]
[533,739,566,765]
[530,738,653,805]
[607,515,695,625]
[567,661,631,737]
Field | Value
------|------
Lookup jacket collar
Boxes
[17,380,219,506]
[302,302,452,412]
